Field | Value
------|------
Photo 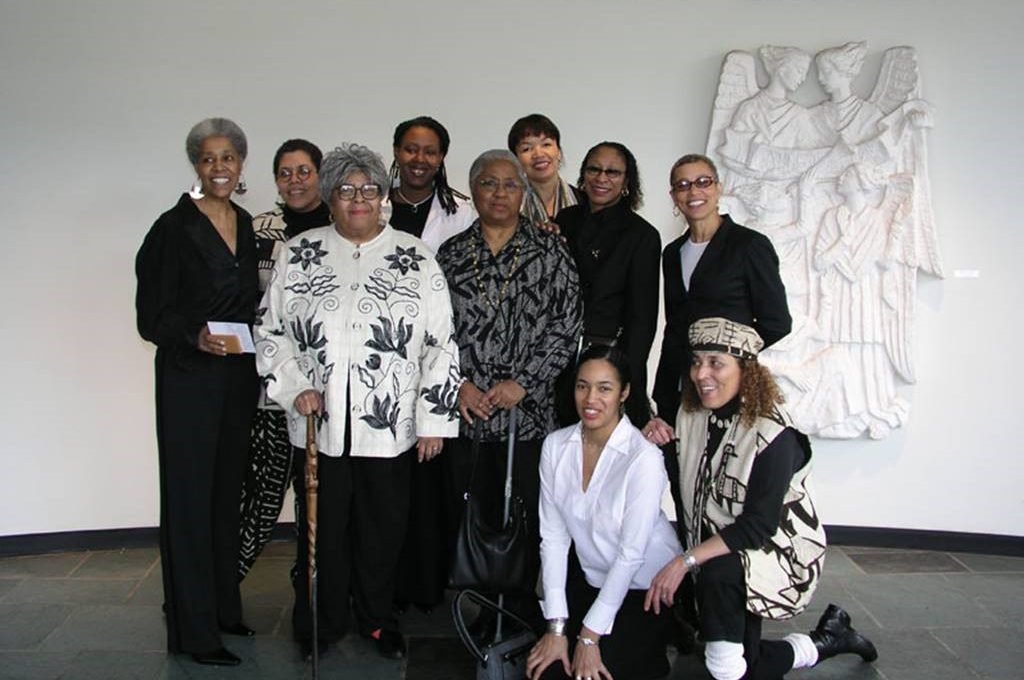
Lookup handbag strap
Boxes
[452,588,536,664]
[463,418,484,499]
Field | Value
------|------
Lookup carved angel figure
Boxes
[705,42,943,440]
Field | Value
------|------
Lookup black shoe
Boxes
[809,604,878,664]
[191,647,241,666]
[298,638,331,661]
[374,629,406,660]
[220,622,255,637]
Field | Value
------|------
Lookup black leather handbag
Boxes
[449,416,529,593]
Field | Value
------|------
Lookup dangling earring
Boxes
[621,187,629,197]
[235,175,248,195]
[672,205,681,217]
[188,178,204,199]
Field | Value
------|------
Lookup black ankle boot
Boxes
[809,604,878,663]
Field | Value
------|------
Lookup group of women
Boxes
[136,114,879,678]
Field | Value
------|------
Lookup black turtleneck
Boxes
[389,190,434,239]
[702,396,808,552]
[281,201,331,237]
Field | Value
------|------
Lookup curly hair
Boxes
[577,141,643,211]
[681,358,785,427]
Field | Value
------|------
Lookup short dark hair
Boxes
[576,345,632,390]
[272,139,323,176]
[507,113,562,152]
[578,142,643,211]
[388,115,466,215]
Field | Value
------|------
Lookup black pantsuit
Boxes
[137,194,259,654]
[291,448,413,642]
[697,553,794,680]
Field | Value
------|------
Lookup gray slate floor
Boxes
[1,542,1021,679]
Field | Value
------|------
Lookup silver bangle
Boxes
[682,551,699,572]
[577,635,598,646]
[547,618,567,636]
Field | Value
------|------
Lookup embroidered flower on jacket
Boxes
[384,245,425,275]
[289,238,328,271]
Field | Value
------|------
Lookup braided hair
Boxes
[389,115,467,216]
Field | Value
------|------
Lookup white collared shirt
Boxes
[539,417,682,635]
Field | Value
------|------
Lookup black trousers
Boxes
[539,551,671,680]
[697,553,794,680]
[155,351,257,654]
[291,447,412,641]
[394,448,448,610]
[444,436,544,627]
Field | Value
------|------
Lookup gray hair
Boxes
[468,149,530,190]
[185,117,248,164]
[670,153,719,182]
[319,143,389,203]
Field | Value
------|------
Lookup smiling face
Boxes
[471,159,525,228]
[330,170,382,242]
[575,358,629,432]
[582,146,627,212]
[394,125,443,193]
[514,134,561,186]
[275,150,320,213]
[671,161,721,224]
[689,351,742,410]
[194,136,242,199]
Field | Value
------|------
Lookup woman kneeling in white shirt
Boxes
[528,346,681,680]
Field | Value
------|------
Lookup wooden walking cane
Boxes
[305,414,320,680]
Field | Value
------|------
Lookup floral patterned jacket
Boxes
[255,225,461,457]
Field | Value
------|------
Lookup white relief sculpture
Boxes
[705,43,944,439]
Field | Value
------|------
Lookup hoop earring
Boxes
[621,188,629,197]
[672,205,681,217]
[234,175,248,195]
[188,178,204,199]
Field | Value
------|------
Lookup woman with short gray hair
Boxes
[256,143,461,661]
[135,116,258,667]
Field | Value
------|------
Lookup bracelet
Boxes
[546,618,567,636]
[577,635,599,646]
[682,551,699,572]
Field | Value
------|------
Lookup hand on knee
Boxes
[704,640,746,680]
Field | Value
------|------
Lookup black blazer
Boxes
[556,202,661,423]
[652,214,791,419]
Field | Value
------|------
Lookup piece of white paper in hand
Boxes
[207,321,256,353]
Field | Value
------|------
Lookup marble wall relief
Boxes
[706,42,943,439]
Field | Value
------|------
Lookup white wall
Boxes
[1,0,1021,537]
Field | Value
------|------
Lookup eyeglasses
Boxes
[276,166,314,182]
[476,178,523,193]
[333,184,382,201]
[671,176,717,193]
[583,166,625,180]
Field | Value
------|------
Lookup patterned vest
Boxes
[677,405,827,619]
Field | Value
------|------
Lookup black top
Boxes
[556,201,661,424]
[652,215,791,419]
[136,194,258,363]
[256,202,331,265]
[389,192,433,239]
[437,218,582,441]
[701,398,810,551]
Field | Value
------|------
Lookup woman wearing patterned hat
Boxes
[645,317,877,680]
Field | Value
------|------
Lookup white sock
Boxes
[704,640,747,680]
[784,632,819,669]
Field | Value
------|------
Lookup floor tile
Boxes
[0,651,77,679]
[870,629,980,680]
[842,574,999,629]
[846,550,967,574]
[60,650,167,679]
[2,578,135,605]
[0,578,21,600]
[951,553,1024,573]
[72,549,159,580]
[823,546,865,576]
[125,567,164,606]
[239,558,293,608]
[243,604,287,636]
[406,636,475,679]
[0,604,74,650]
[38,605,165,652]
[930,627,1024,679]
[258,539,296,559]
[0,553,86,579]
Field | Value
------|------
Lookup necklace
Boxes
[396,187,433,213]
[471,228,522,310]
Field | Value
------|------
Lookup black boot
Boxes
[809,604,878,664]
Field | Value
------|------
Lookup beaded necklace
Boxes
[471,227,522,310]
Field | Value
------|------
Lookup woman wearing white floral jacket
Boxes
[255,143,461,661]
